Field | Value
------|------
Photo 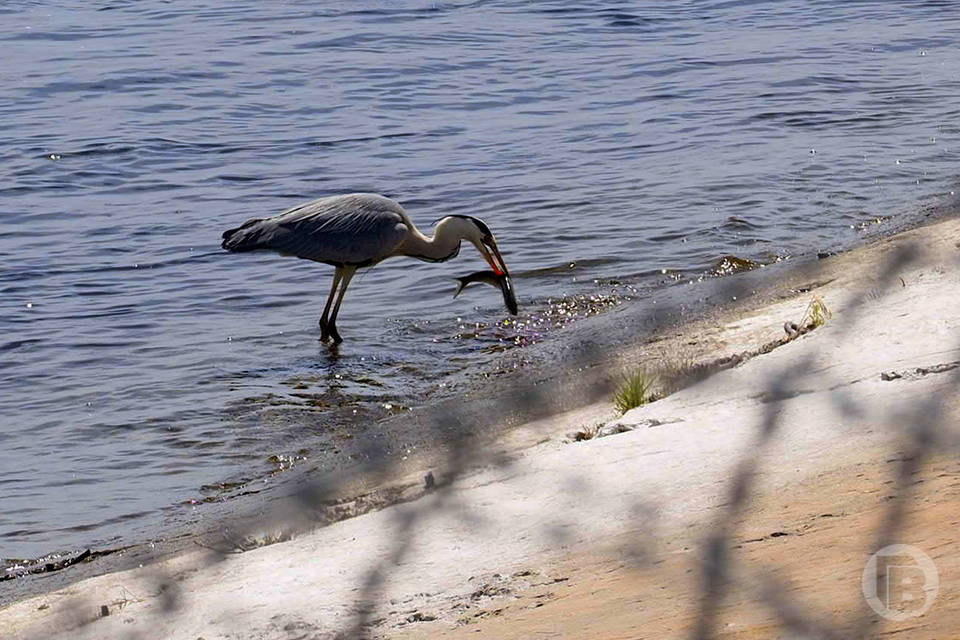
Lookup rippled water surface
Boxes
[3,0,960,559]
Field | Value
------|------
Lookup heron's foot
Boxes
[329,324,343,344]
[319,324,342,344]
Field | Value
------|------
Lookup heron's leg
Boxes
[326,265,356,344]
[319,268,343,337]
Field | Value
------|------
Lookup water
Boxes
[2,0,959,561]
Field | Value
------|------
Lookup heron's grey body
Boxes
[221,194,432,267]
[221,193,509,343]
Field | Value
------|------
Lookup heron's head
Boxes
[436,215,510,276]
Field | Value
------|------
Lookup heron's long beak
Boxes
[480,238,509,277]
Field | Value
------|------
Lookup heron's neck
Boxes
[400,227,461,262]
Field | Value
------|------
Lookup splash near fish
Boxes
[453,270,519,315]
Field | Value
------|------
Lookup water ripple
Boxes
[2,0,960,559]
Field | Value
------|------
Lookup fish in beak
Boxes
[454,270,500,297]
[477,237,509,277]
[453,269,519,315]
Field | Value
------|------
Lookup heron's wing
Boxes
[257,194,410,265]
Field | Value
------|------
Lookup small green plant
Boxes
[613,368,659,414]
[803,295,832,329]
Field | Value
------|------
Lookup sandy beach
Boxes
[3,214,959,639]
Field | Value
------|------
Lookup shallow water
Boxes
[2,0,960,560]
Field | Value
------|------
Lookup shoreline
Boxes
[3,210,960,638]
[5,195,953,578]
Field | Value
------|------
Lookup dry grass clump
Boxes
[570,423,604,441]
[656,357,708,396]
[613,368,660,414]
[802,295,832,329]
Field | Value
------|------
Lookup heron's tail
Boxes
[221,218,266,252]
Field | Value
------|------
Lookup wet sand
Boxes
[2,215,959,639]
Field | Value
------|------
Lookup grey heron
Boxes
[221,193,511,343]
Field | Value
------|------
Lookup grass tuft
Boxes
[613,368,659,414]
[803,295,832,329]
[570,423,603,442]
